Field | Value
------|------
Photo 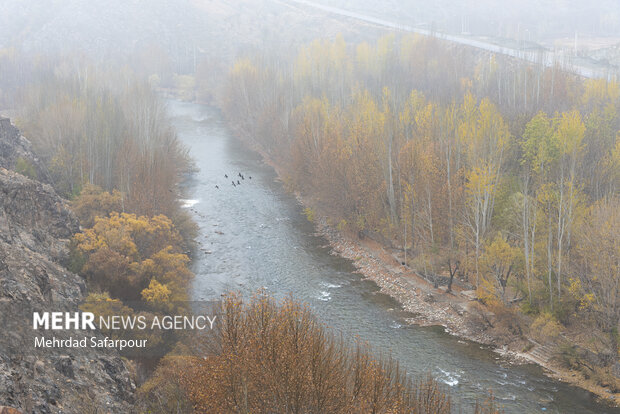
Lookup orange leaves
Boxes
[144,293,460,414]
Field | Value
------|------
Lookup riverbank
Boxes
[224,123,620,408]
[308,210,620,407]
[160,87,620,407]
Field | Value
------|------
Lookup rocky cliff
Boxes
[0,119,134,413]
[0,118,50,184]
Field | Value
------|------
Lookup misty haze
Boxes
[0,1,619,413]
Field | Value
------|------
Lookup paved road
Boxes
[282,0,617,79]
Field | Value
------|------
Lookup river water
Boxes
[169,99,618,413]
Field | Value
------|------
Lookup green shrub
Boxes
[15,157,37,179]
[303,207,315,222]
[558,343,579,369]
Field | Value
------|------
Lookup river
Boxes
[169,99,619,413]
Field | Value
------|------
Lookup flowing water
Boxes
[169,99,619,413]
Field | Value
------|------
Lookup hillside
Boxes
[0,118,134,413]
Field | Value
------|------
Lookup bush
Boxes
[15,156,37,179]
[530,312,563,343]
[590,367,620,392]
[558,343,580,369]
[72,212,192,302]
[136,355,195,413]
[303,207,315,222]
[488,302,525,341]
[71,184,123,227]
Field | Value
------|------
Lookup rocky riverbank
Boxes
[224,119,619,407]
[305,206,620,407]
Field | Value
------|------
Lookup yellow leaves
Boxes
[399,90,438,145]
[478,98,510,150]
[479,234,521,302]
[475,277,499,305]
[72,210,191,302]
[71,184,123,227]
[568,278,595,311]
[376,33,396,61]
[303,207,315,223]
[530,312,563,343]
[80,292,133,324]
[356,42,373,71]
[141,279,171,303]
[458,94,510,170]
[291,96,334,159]
[294,35,351,87]
[482,234,519,269]
[230,57,257,79]
[555,110,585,155]
[466,164,496,197]
[522,111,558,175]
[74,213,140,259]
[337,219,347,231]
[582,79,620,109]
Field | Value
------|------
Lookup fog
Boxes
[2,0,620,69]
[1,1,619,413]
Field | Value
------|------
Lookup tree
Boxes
[71,183,123,227]
[73,212,191,302]
[17,71,190,218]
[521,111,555,305]
[521,111,558,308]
[148,293,472,414]
[553,110,585,299]
[142,279,171,305]
[570,198,620,362]
[459,96,510,287]
[480,234,521,304]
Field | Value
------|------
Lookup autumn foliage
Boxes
[222,35,619,369]
[16,70,192,220]
[72,211,192,304]
[140,293,502,414]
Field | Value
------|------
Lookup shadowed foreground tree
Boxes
[139,293,502,414]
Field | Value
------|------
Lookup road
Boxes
[281,0,617,79]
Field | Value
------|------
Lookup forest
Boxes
[0,3,618,409]
[0,52,505,412]
[221,34,619,388]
